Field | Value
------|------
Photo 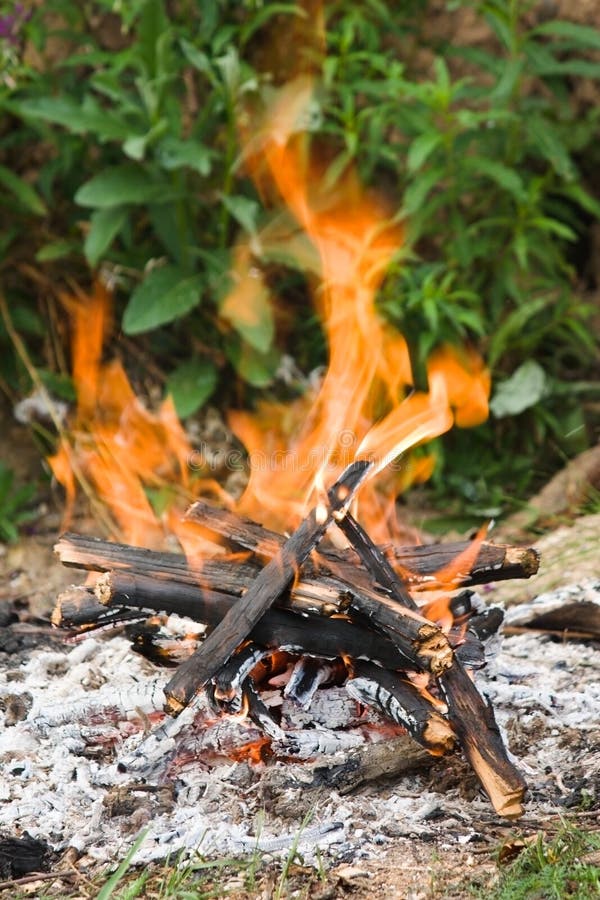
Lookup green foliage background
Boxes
[1,0,599,524]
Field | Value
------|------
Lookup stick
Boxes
[163,461,372,714]
[184,502,540,588]
[312,734,438,794]
[346,660,456,756]
[338,581,454,677]
[438,660,527,818]
[334,512,419,610]
[55,532,539,590]
[56,574,421,671]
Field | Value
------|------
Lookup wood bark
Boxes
[438,660,527,818]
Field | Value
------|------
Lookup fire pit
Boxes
[49,478,541,822]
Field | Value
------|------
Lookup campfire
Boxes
[39,8,542,842]
[53,492,539,819]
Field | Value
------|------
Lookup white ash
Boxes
[1,585,600,873]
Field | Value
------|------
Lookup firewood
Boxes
[90,570,417,670]
[334,512,419,610]
[311,734,437,793]
[163,461,373,714]
[438,660,527,818]
[284,657,345,709]
[184,501,540,588]
[346,660,456,756]
[338,515,524,815]
[93,566,455,678]
[55,531,539,592]
[51,585,146,629]
[338,582,454,677]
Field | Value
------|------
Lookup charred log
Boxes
[164,461,372,713]
[346,660,456,756]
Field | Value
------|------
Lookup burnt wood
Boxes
[183,501,540,588]
[438,659,527,818]
[55,532,539,592]
[347,660,456,756]
[335,512,419,610]
[164,461,372,713]
[338,581,454,677]
[62,573,419,671]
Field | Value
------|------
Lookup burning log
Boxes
[337,511,526,818]
[54,530,539,595]
[87,572,417,670]
[184,500,540,589]
[163,460,372,714]
[284,657,346,709]
[51,481,531,818]
[334,511,419,610]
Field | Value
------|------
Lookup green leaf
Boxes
[488,296,550,367]
[221,194,260,235]
[0,165,46,215]
[157,137,212,176]
[84,207,129,267]
[226,340,280,387]
[179,39,214,79]
[465,157,525,200]
[490,360,547,418]
[97,829,149,900]
[407,132,442,172]
[35,240,78,261]
[123,266,203,334]
[10,305,44,335]
[526,118,575,181]
[403,166,445,215]
[563,183,600,220]
[220,268,274,353]
[75,165,173,208]
[530,216,577,242]
[532,20,600,51]
[123,119,169,162]
[167,358,217,418]
[13,97,131,141]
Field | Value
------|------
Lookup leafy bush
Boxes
[0,462,36,542]
[0,0,599,510]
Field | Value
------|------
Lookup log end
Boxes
[423,715,457,756]
[164,693,187,717]
[94,571,113,606]
[417,624,454,677]
[504,547,541,578]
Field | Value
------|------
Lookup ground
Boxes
[1,408,599,899]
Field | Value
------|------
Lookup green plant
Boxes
[0,0,599,512]
[0,462,37,542]
[482,824,600,900]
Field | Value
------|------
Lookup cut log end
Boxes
[468,744,526,819]
[422,715,457,756]
[504,547,541,578]
[95,572,112,606]
[417,624,454,676]
[164,695,186,716]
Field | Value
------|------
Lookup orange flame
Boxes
[49,0,491,630]
[225,75,490,539]
[48,283,205,547]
